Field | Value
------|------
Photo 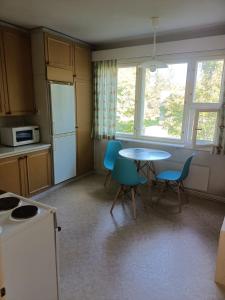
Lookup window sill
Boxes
[116,136,213,152]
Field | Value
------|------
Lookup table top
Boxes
[119,148,171,161]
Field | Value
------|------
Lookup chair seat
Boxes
[156,170,181,181]
[104,161,114,171]
[120,176,147,186]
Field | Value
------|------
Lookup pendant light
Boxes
[140,17,168,72]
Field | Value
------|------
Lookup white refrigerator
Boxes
[50,83,76,184]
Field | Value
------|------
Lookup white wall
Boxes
[93,35,225,199]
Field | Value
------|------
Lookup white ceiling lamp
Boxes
[140,17,168,72]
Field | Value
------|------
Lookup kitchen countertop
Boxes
[0,143,51,159]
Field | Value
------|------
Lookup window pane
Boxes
[196,111,218,145]
[194,60,224,103]
[116,67,136,134]
[142,63,187,140]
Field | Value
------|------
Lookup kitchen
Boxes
[1,1,225,299]
[0,24,93,300]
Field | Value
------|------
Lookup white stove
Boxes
[0,192,60,300]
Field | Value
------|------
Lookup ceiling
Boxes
[1,0,225,49]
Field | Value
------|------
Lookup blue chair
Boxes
[103,140,123,186]
[156,154,195,212]
[110,158,147,219]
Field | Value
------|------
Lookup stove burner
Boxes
[0,197,20,211]
[11,205,38,220]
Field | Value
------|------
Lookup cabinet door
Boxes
[45,34,74,70]
[0,156,21,194]
[74,45,91,80]
[26,150,51,196]
[75,79,93,175]
[2,28,35,115]
[0,31,5,116]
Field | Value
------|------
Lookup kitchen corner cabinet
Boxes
[0,149,51,197]
[0,27,35,115]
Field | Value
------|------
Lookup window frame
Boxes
[192,108,220,148]
[116,52,225,149]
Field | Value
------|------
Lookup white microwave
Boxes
[0,126,40,146]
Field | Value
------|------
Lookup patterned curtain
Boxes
[212,92,225,155]
[93,60,117,140]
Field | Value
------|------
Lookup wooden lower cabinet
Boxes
[0,156,21,194]
[26,150,51,196]
[0,149,51,197]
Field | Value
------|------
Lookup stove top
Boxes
[0,196,20,212]
[11,205,38,220]
[0,192,56,240]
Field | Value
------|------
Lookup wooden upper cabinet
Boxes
[45,33,74,70]
[74,45,91,80]
[2,28,35,115]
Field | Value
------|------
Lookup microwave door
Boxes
[16,130,33,143]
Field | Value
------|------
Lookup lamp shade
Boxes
[140,60,168,72]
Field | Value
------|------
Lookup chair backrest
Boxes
[112,158,140,186]
[103,140,123,169]
[179,153,195,181]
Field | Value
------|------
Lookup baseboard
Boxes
[186,188,225,203]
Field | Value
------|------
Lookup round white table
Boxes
[119,147,171,183]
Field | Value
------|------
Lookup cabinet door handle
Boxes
[19,155,27,160]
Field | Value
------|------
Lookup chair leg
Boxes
[110,185,122,214]
[104,170,111,187]
[181,181,189,203]
[156,181,167,205]
[177,183,182,213]
[131,187,137,219]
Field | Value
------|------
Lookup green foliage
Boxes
[163,94,184,138]
[195,60,223,103]
[116,67,136,134]
[196,112,217,142]
[116,120,134,133]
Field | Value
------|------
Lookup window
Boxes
[116,56,225,148]
[194,60,224,103]
[191,59,224,147]
[193,111,218,146]
[142,63,187,140]
[116,66,136,135]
